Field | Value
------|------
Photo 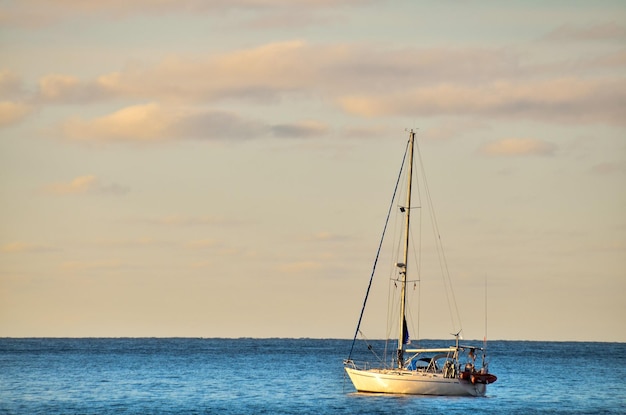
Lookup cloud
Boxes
[0,70,33,127]
[6,40,624,131]
[245,9,341,30]
[61,103,179,141]
[0,70,24,98]
[43,175,129,195]
[95,41,318,104]
[271,120,329,138]
[95,237,163,248]
[481,138,557,157]
[34,43,523,106]
[37,74,112,103]
[0,101,33,127]
[177,109,271,140]
[0,0,370,27]
[311,231,335,241]
[543,22,626,42]
[14,41,620,117]
[0,242,56,253]
[59,102,329,142]
[0,70,34,127]
[44,175,98,194]
[60,260,123,272]
[591,161,626,175]
[339,78,626,126]
[60,102,262,142]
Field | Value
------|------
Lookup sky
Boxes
[0,0,624,342]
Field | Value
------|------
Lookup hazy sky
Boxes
[1,0,624,341]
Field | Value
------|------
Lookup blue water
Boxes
[1,339,625,414]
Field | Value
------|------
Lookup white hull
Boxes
[345,367,486,397]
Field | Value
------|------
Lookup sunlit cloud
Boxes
[59,102,255,141]
[61,103,176,141]
[32,43,524,106]
[37,74,112,103]
[59,102,329,142]
[4,40,619,132]
[38,74,79,99]
[0,242,56,253]
[339,78,626,126]
[481,138,557,157]
[44,175,98,195]
[0,70,34,127]
[312,231,334,241]
[43,175,129,195]
[0,101,33,127]
[93,41,317,104]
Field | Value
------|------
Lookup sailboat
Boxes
[343,129,497,396]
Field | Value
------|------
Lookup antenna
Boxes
[483,275,488,369]
[484,275,488,345]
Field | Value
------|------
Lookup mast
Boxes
[397,129,415,368]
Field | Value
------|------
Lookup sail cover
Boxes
[403,317,410,344]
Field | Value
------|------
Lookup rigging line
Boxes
[416,266,421,341]
[484,275,488,345]
[385,278,397,346]
[358,330,386,366]
[386,267,396,359]
[414,137,463,333]
[406,219,421,342]
[412,166,423,343]
[406,290,417,345]
[347,138,410,361]
[483,275,489,370]
[386,270,402,363]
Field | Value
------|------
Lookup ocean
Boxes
[1,338,625,414]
